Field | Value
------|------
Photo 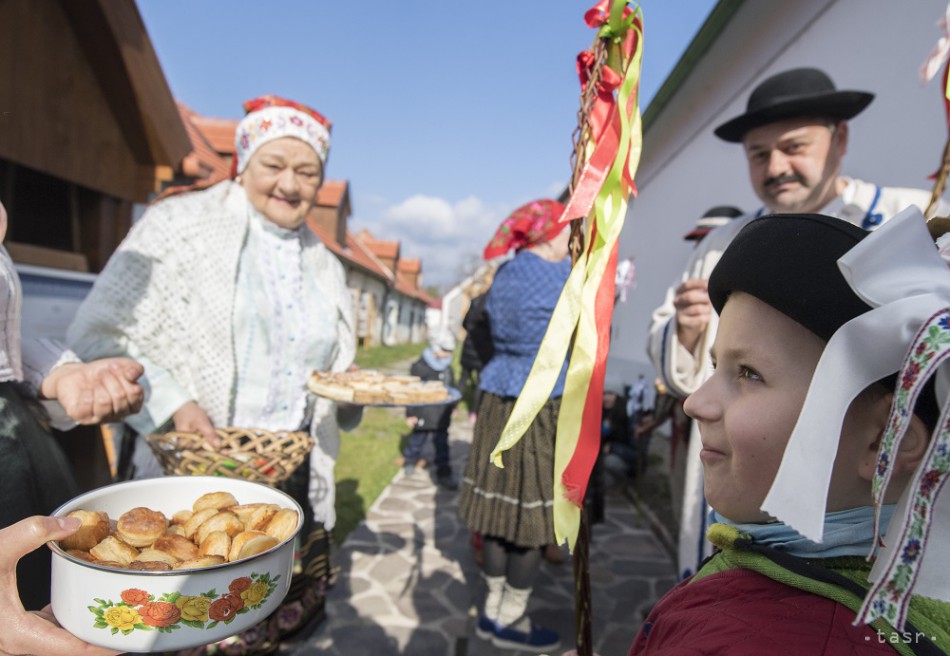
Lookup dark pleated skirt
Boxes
[458,392,559,548]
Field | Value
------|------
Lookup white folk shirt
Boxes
[231,207,335,432]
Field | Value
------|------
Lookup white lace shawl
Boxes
[67,180,355,526]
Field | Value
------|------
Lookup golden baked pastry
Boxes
[264,508,299,543]
[235,534,280,561]
[193,491,239,513]
[228,530,267,562]
[165,524,186,538]
[174,555,226,570]
[60,510,111,551]
[90,536,139,566]
[308,369,450,404]
[134,548,180,566]
[116,507,168,548]
[197,530,231,559]
[58,490,301,571]
[182,508,219,541]
[195,510,243,545]
[229,503,270,525]
[65,549,94,562]
[151,534,199,562]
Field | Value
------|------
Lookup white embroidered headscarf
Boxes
[233,95,331,174]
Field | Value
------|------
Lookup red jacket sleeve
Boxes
[629,568,897,656]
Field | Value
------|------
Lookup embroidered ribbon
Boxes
[488,0,643,550]
[856,310,950,629]
[754,208,950,630]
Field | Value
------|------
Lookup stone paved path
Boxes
[285,408,677,656]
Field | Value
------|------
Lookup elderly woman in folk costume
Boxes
[457,199,571,653]
[67,96,360,653]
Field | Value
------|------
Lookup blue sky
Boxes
[137,0,717,288]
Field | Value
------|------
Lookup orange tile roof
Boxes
[357,230,400,259]
[177,103,230,183]
[316,180,348,208]
[397,258,421,274]
[189,115,240,155]
[307,219,393,282]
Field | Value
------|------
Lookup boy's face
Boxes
[684,292,826,523]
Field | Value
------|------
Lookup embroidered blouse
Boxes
[479,250,571,399]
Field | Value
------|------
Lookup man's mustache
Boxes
[764,174,802,190]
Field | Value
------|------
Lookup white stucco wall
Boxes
[608,0,950,385]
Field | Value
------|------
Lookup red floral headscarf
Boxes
[483,199,567,260]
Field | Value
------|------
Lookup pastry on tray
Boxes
[307,369,453,405]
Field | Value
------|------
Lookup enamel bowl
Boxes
[49,476,303,653]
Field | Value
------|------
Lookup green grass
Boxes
[354,342,426,370]
[332,405,409,545]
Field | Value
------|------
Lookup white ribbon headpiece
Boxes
[759,207,950,629]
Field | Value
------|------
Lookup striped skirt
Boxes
[458,392,560,548]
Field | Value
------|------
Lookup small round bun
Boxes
[134,548,180,566]
[89,536,139,566]
[193,491,239,513]
[228,530,267,562]
[128,560,172,571]
[152,534,199,562]
[116,507,168,548]
[195,511,243,545]
[264,509,299,543]
[197,531,231,559]
[174,555,226,570]
[235,534,280,561]
[182,508,219,541]
[60,510,111,551]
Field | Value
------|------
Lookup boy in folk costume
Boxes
[631,209,950,654]
[646,67,950,579]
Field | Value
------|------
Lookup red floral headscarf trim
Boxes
[483,199,567,260]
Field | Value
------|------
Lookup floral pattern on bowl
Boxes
[89,572,279,636]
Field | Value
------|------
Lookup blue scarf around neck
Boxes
[709,505,896,559]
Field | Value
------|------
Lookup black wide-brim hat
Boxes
[708,213,939,425]
[714,68,874,143]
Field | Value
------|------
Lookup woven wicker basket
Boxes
[145,428,314,485]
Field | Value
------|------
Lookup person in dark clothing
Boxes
[459,290,493,422]
[405,330,460,489]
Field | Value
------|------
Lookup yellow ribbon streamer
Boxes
[489,8,644,550]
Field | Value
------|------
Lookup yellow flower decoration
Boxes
[103,605,142,632]
[175,595,212,623]
[241,581,269,607]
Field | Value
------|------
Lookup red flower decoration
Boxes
[139,600,181,628]
[229,577,253,594]
[120,588,150,606]
[208,593,245,622]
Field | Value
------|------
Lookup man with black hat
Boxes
[646,67,949,581]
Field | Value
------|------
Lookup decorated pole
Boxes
[487,2,643,653]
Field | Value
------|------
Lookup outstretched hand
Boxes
[40,358,144,425]
[0,516,122,656]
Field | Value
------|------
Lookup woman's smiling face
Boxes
[683,291,826,523]
[240,137,323,230]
